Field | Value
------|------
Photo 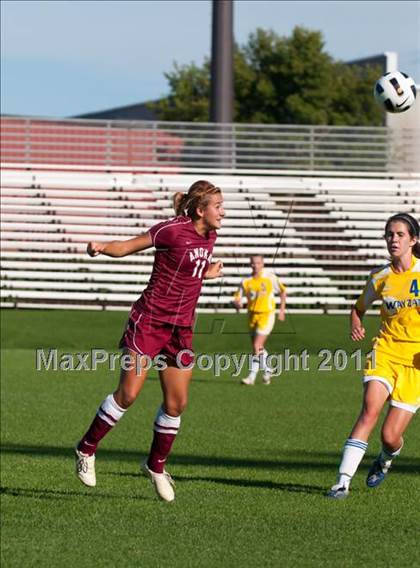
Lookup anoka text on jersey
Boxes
[189,248,213,263]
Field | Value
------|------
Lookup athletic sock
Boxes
[337,438,368,487]
[261,349,271,373]
[147,406,181,474]
[78,393,126,456]
[378,441,403,472]
[248,354,260,380]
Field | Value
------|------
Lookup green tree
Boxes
[152,62,210,122]
[150,26,382,126]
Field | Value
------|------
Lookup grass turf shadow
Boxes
[2,443,420,474]
[0,485,148,501]
[106,471,326,495]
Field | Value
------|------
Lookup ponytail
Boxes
[414,241,420,259]
[172,180,221,220]
[173,192,188,217]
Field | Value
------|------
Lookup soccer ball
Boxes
[374,71,417,113]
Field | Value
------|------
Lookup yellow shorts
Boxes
[248,312,275,336]
[364,351,420,413]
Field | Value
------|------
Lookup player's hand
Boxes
[350,325,365,341]
[204,260,223,279]
[87,242,105,257]
[233,299,242,312]
[278,311,285,322]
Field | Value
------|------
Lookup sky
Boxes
[1,0,419,118]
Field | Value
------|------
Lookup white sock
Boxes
[97,393,126,426]
[248,354,260,379]
[154,406,181,434]
[378,441,403,472]
[337,438,368,487]
[260,349,271,373]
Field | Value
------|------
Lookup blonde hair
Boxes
[173,180,221,220]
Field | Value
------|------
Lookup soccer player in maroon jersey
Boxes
[75,180,224,501]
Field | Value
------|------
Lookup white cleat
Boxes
[326,483,349,500]
[141,461,175,502]
[262,372,271,385]
[75,447,96,487]
[241,376,255,386]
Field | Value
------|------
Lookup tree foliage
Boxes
[150,27,382,126]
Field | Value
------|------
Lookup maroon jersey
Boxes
[134,216,217,326]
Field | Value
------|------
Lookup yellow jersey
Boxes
[234,269,286,314]
[355,257,420,366]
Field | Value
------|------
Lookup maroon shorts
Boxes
[119,304,194,367]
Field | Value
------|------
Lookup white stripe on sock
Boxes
[154,406,180,435]
[97,393,126,426]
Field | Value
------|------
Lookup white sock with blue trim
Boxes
[378,441,403,472]
[337,438,368,487]
[260,349,271,373]
[248,354,260,380]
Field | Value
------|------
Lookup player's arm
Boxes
[350,305,365,341]
[233,282,244,311]
[275,278,287,321]
[278,289,287,321]
[87,233,153,258]
[350,274,378,341]
[204,260,223,280]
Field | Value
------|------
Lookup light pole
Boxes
[210,0,234,123]
[210,0,234,167]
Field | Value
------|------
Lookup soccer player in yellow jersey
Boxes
[328,213,420,499]
[233,255,287,385]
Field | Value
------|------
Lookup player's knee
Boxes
[381,425,401,449]
[114,389,138,409]
[165,398,188,416]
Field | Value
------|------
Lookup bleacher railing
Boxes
[2,116,419,172]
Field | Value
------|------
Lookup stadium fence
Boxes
[1,172,419,313]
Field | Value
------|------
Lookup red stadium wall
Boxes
[0,117,184,167]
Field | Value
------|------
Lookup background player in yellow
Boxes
[328,213,420,499]
[233,255,287,385]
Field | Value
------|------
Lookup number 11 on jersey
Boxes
[192,259,206,279]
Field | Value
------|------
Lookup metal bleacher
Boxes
[1,165,419,314]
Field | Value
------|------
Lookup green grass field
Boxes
[1,310,419,567]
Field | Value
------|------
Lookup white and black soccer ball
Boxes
[374,71,417,113]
